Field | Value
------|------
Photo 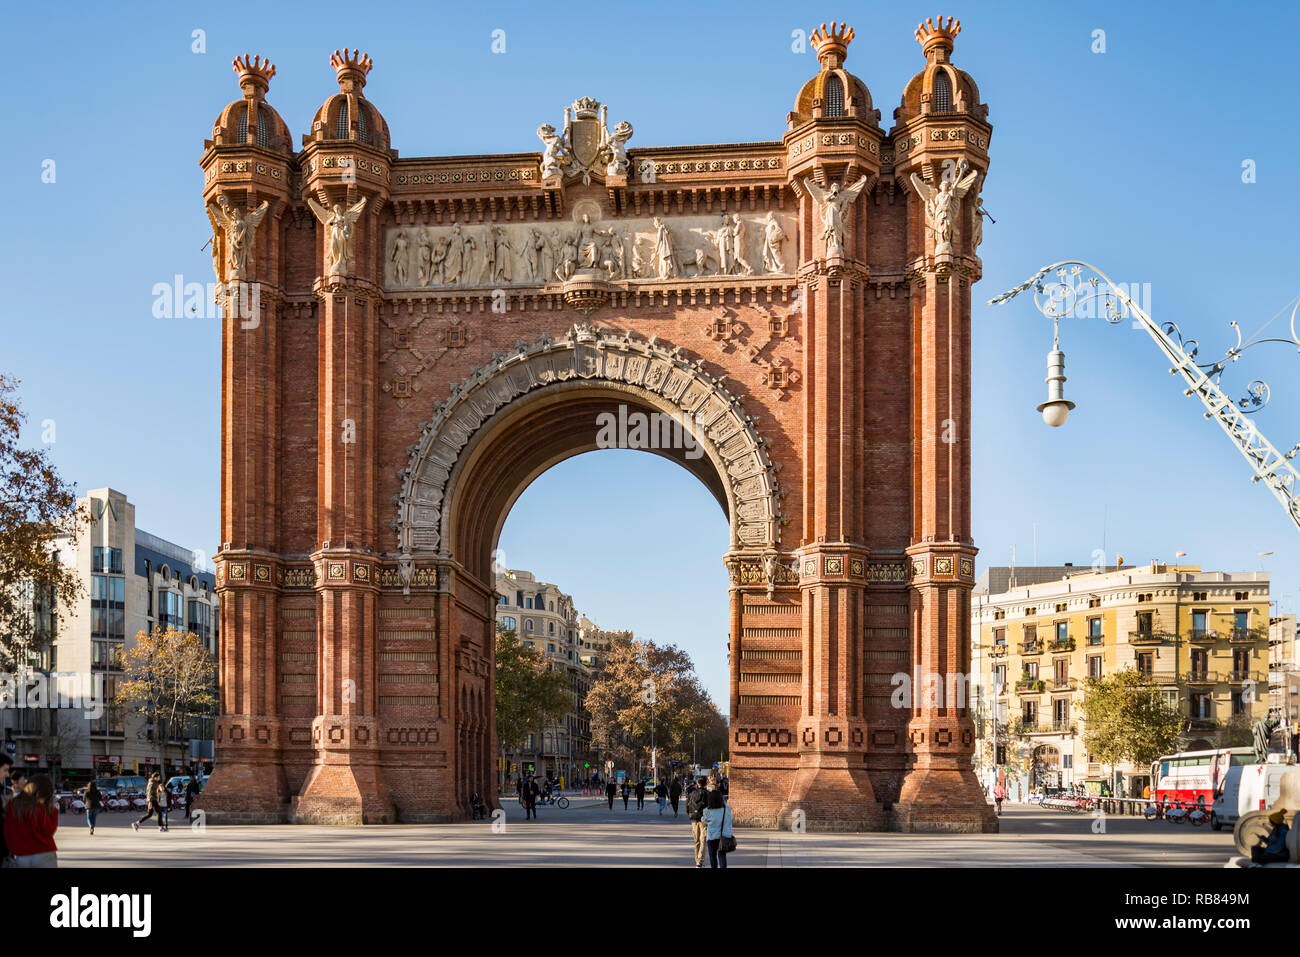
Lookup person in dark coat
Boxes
[83,780,103,834]
[635,778,646,810]
[669,776,683,816]
[605,778,617,810]
[620,779,631,809]
[184,777,202,820]
[521,774,540,820]
[686,776,709,867]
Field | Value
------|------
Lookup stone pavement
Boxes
[50,800,1235,867]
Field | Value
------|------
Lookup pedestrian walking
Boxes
[605,778,617,810]
[521,773,539,820]
[620,779,631,810]
[992,782,1005,816]
[132,772,169,832]
[669,776,682,817]
[654,780,668,814]
[83,780,103,834]
[686,776,709,867]
[703,786,734,869]
[635,778,646,810]
[185,776,202,820]
[3,773,59,867]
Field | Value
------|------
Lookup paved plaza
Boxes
[49,801,1236,867]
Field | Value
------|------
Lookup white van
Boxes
[1211,762,1300,830]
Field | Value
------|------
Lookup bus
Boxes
[1149,748,1254,807]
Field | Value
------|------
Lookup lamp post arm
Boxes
[991,261,1300,535]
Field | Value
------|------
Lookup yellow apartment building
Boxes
[972,563,1270,798]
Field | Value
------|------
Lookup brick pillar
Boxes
[776,184,882,830]
[202,262,290,823]
[291,280,395,824]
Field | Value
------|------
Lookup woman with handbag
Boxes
[702,788,735,868]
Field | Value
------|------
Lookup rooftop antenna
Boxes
[1009,544,1016,590]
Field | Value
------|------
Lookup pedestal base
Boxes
[893,765,998,833]
[290,762,397,825]
[775,763,886,832]
[193,759,290,824]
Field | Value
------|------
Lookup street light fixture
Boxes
[992,261,1300,533]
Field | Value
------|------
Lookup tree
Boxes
[585,631,727,777]
[1079,669,1183,783]
[494,628,570,786]
[0,374,84,674]
[115,626,217,773]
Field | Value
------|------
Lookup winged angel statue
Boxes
[307,197,369,277]
[909,159,978,256]
[802,175,868,259]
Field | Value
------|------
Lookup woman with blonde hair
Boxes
[3,773,59,867]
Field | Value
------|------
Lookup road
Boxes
[50,800,1236,867]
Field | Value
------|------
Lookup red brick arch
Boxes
[199,19,997,831]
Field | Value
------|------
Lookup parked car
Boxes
[95,775,148,794]
[1211,761,1300,830]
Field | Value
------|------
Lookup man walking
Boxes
[669,776,683,817]
[132,772,168,832]
[605,777,617,810]
[521,773,539,820]
[635,778,646,810]
[686,776,709,867]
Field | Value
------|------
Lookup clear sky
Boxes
[3,1,1297,706]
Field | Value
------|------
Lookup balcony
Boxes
[1048,677,1076,692]
[1182,670,1217,685]
[1188,629,1217,643]
[1015,678,1045,693]
[1048,636,1076,652]
[1187,717,1217,732]
[1020,640,1042,656]
[988,644,1008,659]
[1130,629,1172,645]
[1085,633,1104,646]
[1229,626,1267,645]
[1229,670,1254,683]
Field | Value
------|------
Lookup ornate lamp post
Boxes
[991,261,1300,534]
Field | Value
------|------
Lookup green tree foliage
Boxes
[1079,669,1183,771]
[116,626,218,769]
[494,628,571,753]
[0,374,84,672]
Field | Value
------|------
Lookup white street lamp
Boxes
[1037,316,1075,427]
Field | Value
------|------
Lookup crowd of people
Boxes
[1,756,208,867]
[506,768,735,867]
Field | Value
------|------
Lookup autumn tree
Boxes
[1079,669,1183,783]
[586,631,727,776]
[115,626,218,772]
[0,374,84,674]
[494,627,571,787]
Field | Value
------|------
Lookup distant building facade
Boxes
[2,488,218,781]
[972,563,1271,798]
[494,568,592,782]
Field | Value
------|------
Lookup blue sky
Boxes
[3,1,1297,705]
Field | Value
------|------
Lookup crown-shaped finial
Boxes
[915,16,961,58]
[232,54,276,98]
[810,22,855,66]
[330,49,373,90]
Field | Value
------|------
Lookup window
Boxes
[1055,603,1067,613]
[993,609,1005,620]
[1234,591,1249,601]
[498,595,508,606]
[1137,593,1153,603]
[1192,591,1208,601]
[1026,661,1038,680]
[1135,652,1153,676]
[1190,649,1208,677]
[1232,648,1250,679]
[525,597,533,609]
[92,547,123,574]
[993,627,1006,647]
[516,591,523,607]
[1024,607,1037,617]
[1136,611,1153,634]
[932,70,952,112]
[256,107,271,148]
[1087,597,1101,609]
[1053,658,1069,685]
[158,591,184,631]
[548,643,555,654]
[1053,698,1069,726]
[335,101,349,138]
[993,664,1007,690]
[824,74,844,117]
[1190,692,1212,719]
[91,575,125,640]
[1234,610,1249,632]
[548,621,555,635]
[1231,690,1248,716]
[525,619,534,632]
[499,616,516,632]
[1087,617,1102,644]
[1022,701,1038,725]
[1087,655,1102,679]
[1055,621,1068,643]
[1192,610,1207,634]
[549,601,555,612]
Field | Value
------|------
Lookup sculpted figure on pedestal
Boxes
[391,230,409,285]
[208,196,269,280]
[307,196,368,277]
[802,175,868,259]
[605,120,633,177]
[652,217,678,280]
[731,213,754,276]
[910,158,978,256]
[537,123,567,179]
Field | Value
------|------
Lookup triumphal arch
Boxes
[198,17,996,831]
